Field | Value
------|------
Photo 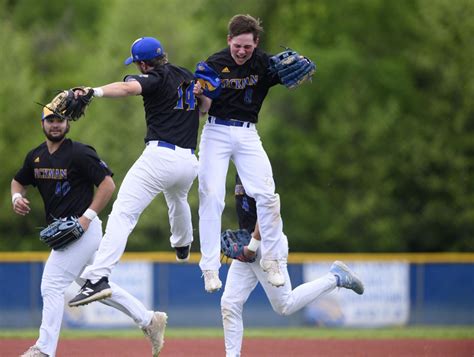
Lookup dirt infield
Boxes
[2,337,473,356]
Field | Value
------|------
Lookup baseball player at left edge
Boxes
[12,106,166,357]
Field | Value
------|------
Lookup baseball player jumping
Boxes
[196,14,316,292]
[12,107,166,357]
[221,175,364,356]
[68,37,206,315]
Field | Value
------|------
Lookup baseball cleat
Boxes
[142,311,168,357]
[330,261,364,295]
[68,277,112,307]
[20,345,48,357]
[202,270,222,292]
[260,259,286,287]
[175,245,190,263]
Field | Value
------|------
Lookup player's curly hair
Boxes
[143,53,168,67]
[228,14,263,41]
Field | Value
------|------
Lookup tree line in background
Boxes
[0,0,472,252]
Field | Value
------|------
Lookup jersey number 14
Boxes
[174,81,196,111]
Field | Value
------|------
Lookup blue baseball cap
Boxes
[124,37,164,65]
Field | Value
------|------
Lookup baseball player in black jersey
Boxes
[69,37,207,318]
[221,175,364,356]
[197,14,297,292]
[13,107,168,357]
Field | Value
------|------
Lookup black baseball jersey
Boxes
[14,139,113,224]
[206,47,281,123]
[235,174,257,233]
[125,63,200,149]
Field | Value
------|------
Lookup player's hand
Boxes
[73,86,91,99]
[78,215,91,232]
[194,80,212,114]
[243,247,257,261]
[193,81,204,96]
[12,197,31,216]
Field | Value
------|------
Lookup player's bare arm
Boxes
[93,80,142,98]
[79,175,115,231]
[73,81,142,100]
[193,81,212,114]
[243,222,261,259]
[11,179,30,216]
[198,95,212,115]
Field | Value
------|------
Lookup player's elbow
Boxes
[97,176,116,205]
[122,80,142,96]
[108,177,116,193]
[105,81,141,97]
[101,176,116,193]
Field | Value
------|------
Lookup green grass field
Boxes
[1,326,473,339]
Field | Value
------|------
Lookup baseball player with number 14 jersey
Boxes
[68,37,205,345]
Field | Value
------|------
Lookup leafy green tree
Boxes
[1,0,473,252]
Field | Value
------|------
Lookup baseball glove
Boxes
[221,229,256,263]
[269,49,316,89]
[39,217,84,250]
[46,86,94,120]
[194,61,222,99]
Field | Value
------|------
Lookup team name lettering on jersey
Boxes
[221,75,258,90]
[34,168,68,180]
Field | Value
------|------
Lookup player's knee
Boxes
[221,305,241,321]
[40,279,62,298]
[221,297,243,316]
[271,301,292,316]
[110,209,139,228]
[279,305,292,316]
[221,306,232,322]
[255,193,281,213]
[255,191,279,205]
[199,185,220,202]
[198,181,211,195]
[198,186,225,214]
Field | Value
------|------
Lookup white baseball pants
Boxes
[198,120,288,272]
[37,218,154,357]
[221,247,337,357]
[82,143,198,281]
